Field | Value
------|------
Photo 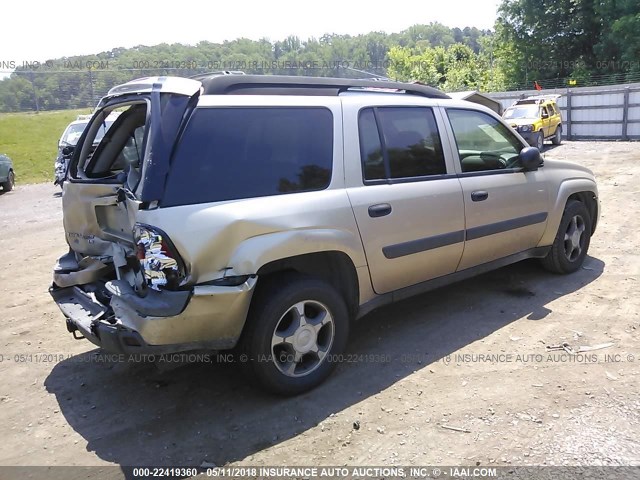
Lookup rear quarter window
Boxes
[358,106,447,183]
[162,107,334,206]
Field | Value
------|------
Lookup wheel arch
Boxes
[255,251,360,319]
[567,191,598,235]
[538,180,599,246]
[2,168,15,189]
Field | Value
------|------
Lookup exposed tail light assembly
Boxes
[133,223,187,291]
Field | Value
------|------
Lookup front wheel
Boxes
[239,274,349,395]
[541,200,592,274]
[2,170,14,192]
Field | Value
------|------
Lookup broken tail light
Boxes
[133,223,186,291]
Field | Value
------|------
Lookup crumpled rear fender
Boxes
[223,228,367,277]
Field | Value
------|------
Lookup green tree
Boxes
[0,23,494,112]
[388,43,506,92]
[495,0,640,87]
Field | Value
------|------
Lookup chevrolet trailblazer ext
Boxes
[50,74,599,395]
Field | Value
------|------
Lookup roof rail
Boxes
[523,94,562,102]
[189,70,246,80]
[197,74,450,99]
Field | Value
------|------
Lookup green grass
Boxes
[0,108,92,184]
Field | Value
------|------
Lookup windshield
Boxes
[503,105,539,120]
[60,121,113,146]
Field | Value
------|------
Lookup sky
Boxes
[0,0,501,64]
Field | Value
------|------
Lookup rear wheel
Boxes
[535,131,544,151]
[541,200,591,274]
[2,170,14,192]
[552,125,562,145]
[239,273,349,395]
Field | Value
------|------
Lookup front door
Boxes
[442,108,550,271]
[541,105,552,137]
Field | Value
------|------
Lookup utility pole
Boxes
[28,71,40,113]
[88,69,95,107]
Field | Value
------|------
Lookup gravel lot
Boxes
[0,142,638,478]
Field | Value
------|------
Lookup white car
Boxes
[54,113,120,186]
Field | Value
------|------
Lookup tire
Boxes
[535,131,544,151]
[552,125,562,145]
[239,273,349,395]
[1,170,14,192]
[541,200,592,274]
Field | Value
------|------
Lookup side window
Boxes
[163,107,333,206]
[358,109,385,181]
[542,106,549,117]
[112,126,145,171]
[357,107,446,182]
[447,109,523,173]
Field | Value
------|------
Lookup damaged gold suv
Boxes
[51,74,599,395]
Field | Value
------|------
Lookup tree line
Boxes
[1,0,638,112]
[0,24,489,112]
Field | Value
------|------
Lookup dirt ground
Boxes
[0,142,639,478]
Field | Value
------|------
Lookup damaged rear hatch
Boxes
[50,76,201,346]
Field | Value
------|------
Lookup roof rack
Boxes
[515,94,562,105]
[525,94,561,100]
[197,74,450,99]
[189,70,246,81]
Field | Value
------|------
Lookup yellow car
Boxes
[503,95,563,150]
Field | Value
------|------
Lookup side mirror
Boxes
[519,146,542,171]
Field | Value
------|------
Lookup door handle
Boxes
[471,191,489,202]
[368,203,392,218]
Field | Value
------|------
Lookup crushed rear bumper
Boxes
[49,276,257,354]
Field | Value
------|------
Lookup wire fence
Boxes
[503,71,640,92]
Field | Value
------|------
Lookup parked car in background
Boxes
[0,154,15,192]
[54,113,120,187]
[503,95,563,150]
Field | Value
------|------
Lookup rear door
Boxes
[549,103,562,135]
[344,100,465,295]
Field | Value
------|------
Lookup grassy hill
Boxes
[0,108,90,184]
